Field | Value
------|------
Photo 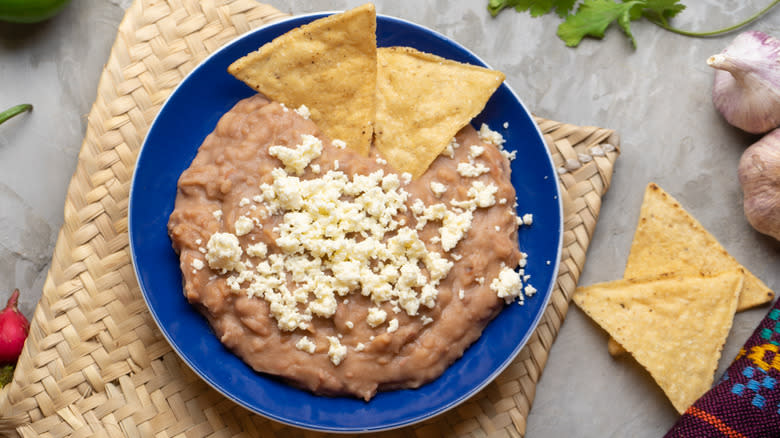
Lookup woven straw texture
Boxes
[0,1,620,436]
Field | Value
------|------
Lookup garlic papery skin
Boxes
[708,31,780,134]
[738,128,780,241]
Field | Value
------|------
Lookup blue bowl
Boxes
[129,12,562,433]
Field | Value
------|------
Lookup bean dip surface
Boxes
[168,95,533,400]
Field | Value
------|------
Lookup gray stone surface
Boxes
[1,0,778,436]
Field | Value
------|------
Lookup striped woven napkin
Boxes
[666,298,780,437]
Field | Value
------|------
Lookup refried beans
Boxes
[168,94,531,400]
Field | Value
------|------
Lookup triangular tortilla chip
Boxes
[228,4,377,156]
[626,183,773,310]
[607,182,774,356]
[375,46,504,178]
[573,271,744,413]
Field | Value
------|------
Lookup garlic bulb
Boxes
[707,31,780,134]
[738,128,780,241]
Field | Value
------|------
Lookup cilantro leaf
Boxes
[556,0,642,47]
[638,0,685,26]
[616,4,637,47]
[488,0,577,18]
[553,0,579,17]
[489,0,776,48]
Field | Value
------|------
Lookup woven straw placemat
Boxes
[0,1,619,436]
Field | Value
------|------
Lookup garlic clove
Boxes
[738,128,780,241]
[708,31,780,134]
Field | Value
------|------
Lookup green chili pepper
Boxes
[0,0,70,23]
[0,104,32,125]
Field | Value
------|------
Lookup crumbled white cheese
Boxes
[296,336,316,354]
[430,181,447,197]
[367,307,387,327]
[490,267,524,302]
[246,242,267,258]
[457,161,490,178]
[196,126,537,350]
[387,318,399,333]
[522,213,534,226]
[294,104,311,119]
[234,216,254,236]
[268,134,323,175]
[524,284,537,296]
[467,181,498,208]
[332,139,347,149]
[190,259,204,270]
[327,336,347,365]
[212,209,223,221]
[205,232,243,274]
[441,137,460,158]
[500,149,517,161]
[440,210,473,251]
[478,123,505,146]
[239,197,251,207]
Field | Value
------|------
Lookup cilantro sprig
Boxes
[488,0,780,48]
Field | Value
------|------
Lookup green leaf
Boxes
[488,0,578,18]
[552,0,579,17]
[639,0,685,25]
[487,0,514,16]
[524,0,557,17]
[557,0,641,47]
[489,0,779,47]
[488,0,553,17]
[616,5,637,47]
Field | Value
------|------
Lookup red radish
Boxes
[0,289,29,364]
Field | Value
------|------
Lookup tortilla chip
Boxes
[627,183,773,309]
[607,182,775,356]
[573,270,744,413]
[375,46,504,178]
[228,4,377,156]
